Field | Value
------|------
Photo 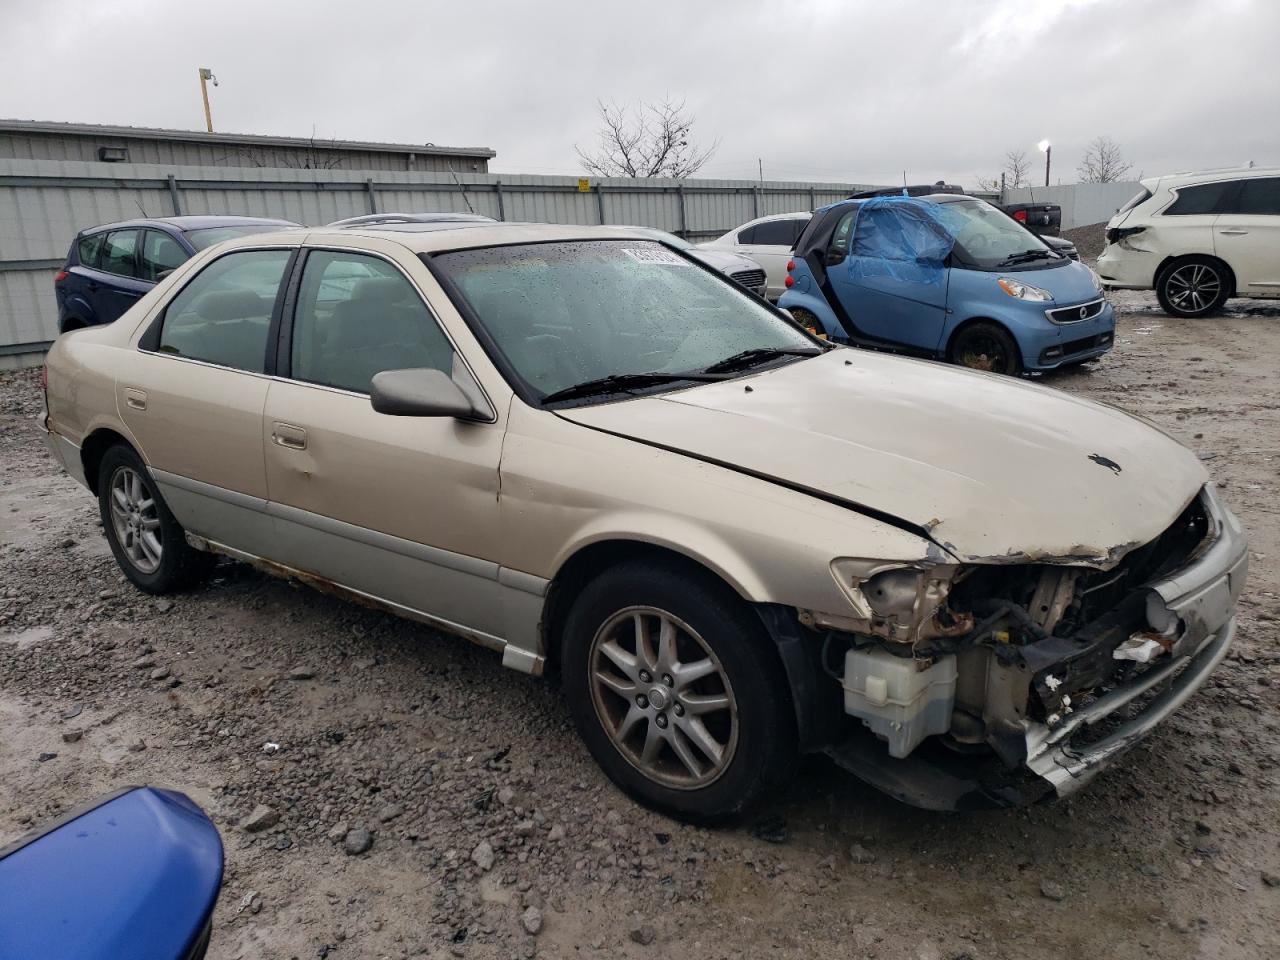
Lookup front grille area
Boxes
[1047,298,1105,323]
[729,268,766,290]
[1039,331,1113,363]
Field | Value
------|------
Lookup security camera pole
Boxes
[198,68,218,133]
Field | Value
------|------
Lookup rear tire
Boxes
[949,321,1023,375]
[1156,256,1230,317]
[97,444,216,594]
[561,561,796,822]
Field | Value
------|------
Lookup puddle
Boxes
[0,625,54,650]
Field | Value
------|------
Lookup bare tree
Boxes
[1003,150,1031,189]
[576,98,718,179]
[975,174,1002,193]
[1077,136,1132,183]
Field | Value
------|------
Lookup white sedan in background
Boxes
[610,226,767,298]
[699,212,812,300]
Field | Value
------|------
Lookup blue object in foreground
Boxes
[0,787,224,960]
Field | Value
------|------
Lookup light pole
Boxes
[198,68,218,133]
[1037,139,1051,186]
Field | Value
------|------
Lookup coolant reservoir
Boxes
[842,648,957,758]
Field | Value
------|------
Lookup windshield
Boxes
[433,240,816,402]
[943,200,1055,269]
[184,224,294,250]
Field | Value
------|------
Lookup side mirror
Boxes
[370,368,481,419]
[825,248,846,266]
[157,269,176,281]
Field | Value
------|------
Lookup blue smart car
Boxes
[778,195,1114,375]
[54,215,299,332]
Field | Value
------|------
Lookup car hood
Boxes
[689,248,763,274]
[558,350,1207,567]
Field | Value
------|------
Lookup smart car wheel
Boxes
[562,561,796,821]
[787,307,823,338]
[950,321,1022,375]
[98,444,216,594]
[1156,256,1230,317]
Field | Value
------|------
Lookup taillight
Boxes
[1105,226,1145,244]
[1013,210,1028,223]
[54,270,69,283]
[784,275,795,288]
[786,259,795,272]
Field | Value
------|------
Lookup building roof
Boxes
[0,118,496,160]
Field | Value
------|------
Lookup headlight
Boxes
[997,277,1053,301]
[826,559,973,644]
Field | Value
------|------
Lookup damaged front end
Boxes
[808,486,1248,810]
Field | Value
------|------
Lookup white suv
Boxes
[1098,167,1280,317]
[699,212,812,300]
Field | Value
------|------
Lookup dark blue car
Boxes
[54,215,299,332]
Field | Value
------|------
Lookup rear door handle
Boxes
[124,388,147,411]
[1218,229,1249,235]
[271,422,308,450]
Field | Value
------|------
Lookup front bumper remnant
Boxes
[826,486,1247,810]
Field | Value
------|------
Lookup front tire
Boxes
[950,321,1023,375]
[1156,256,1230,317]
[561,561,796,822]
[97,444,216,594]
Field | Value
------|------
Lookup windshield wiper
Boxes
[998,249,1054,267]
[702,346,823,374]
[540,371,727,405]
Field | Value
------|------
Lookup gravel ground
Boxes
[2,288,1279,960]
[1060,223,1107,261]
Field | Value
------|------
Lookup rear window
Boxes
[76,233,105,268]
[1165,181,1239,216]
[184,224,293,251]
[1116,187,1151,215]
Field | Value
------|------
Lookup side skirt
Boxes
[183,533,547,677]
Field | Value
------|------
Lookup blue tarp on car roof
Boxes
[848,195,967,286]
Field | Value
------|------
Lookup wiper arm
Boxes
[998,249,1053,267]
[702,346,823,374]
[540,371,726,405]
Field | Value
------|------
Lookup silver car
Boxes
[40,221,1246,821]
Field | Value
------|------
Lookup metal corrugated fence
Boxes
[0,159,873,361]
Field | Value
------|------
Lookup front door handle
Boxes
[1218,229,1249,236]
[123,388,147,411]
[271,422,308,450]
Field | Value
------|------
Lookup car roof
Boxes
[1150,165,1280,189]
[222,221,678,254]
[81,215,299,235]
[326,212,496,228]
[731,211,813,230]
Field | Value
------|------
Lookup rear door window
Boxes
[1236,177,1280,215]
[155,249,291,373]
[99,229,141,278]
[750,219,805,246]
[736,225,758,244]
[1165,181,1239,216]
[829,211,857,258]
[139,230,189,282]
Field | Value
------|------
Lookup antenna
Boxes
[447,162,476,214]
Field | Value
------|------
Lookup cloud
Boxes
[0,0,1275,188]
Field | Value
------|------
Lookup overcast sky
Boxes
[1,0,1275,188]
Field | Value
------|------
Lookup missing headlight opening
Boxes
[803,491,1219,771]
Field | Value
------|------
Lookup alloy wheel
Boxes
[1165,263,1222,314]
[588,606,738,790]
[108,466,162,574]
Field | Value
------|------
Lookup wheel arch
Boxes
[80,427,136,496]
[1155,253,1237,298]
[539,538,835,750]
[945,315,1017,359]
